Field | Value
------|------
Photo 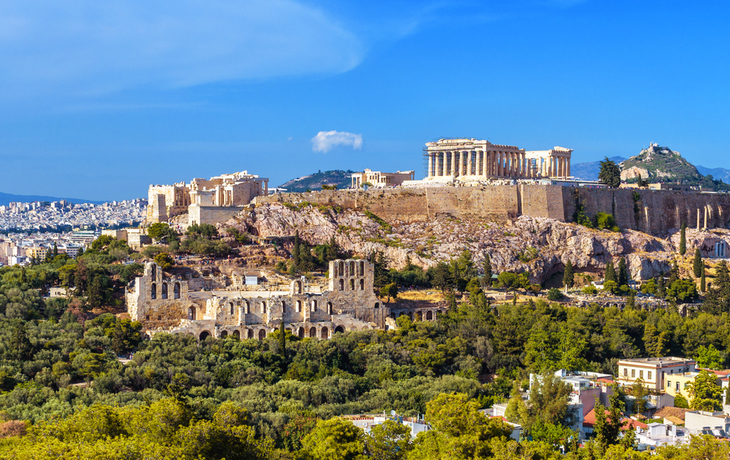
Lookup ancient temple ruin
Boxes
[126,259,392,340]
[146,171,269,226]
[423,138,572,183]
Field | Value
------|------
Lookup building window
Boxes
[648,371,652,380]
[623,368,628,377]
[639,370,643,379]
[676,382,680,391]
[631,369,635,378]
[667,381,671,388]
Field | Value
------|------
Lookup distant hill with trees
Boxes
[278,170,354,192]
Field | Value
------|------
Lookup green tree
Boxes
[563,260,574,291]
[380,283,398,302]
[147,223,174,241]
[593,387,626,451]
[688,369,722,411]
[482,252,493,282]
[631,379,648,415]
[666,279,697,302]
[617,257,628,287]
[153,252,174,270]
[497,272,530,293]
[365,419,412,460]
[695,345,722,370]
[701,264,706,292]
[598,157,621,188]
[300,418,365,460]
[693,248,703,278]
[409,393,511,460]
[604,260,616,284]
[679,223,687,255]
[547,288,563,301]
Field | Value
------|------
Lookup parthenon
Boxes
[423,138,572,182]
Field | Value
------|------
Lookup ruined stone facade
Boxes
[146,171,269,226]
[126,259,390,340]
[423,138,572,182]
[351,169,415,188]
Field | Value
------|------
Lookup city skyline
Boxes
[1,1,729,200]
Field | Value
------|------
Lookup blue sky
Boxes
[1,0,729,200]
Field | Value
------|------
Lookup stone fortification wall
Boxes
[258,186,564,222]
[258,186,730,234]
[188,205,245,226]
[565,188,730,233]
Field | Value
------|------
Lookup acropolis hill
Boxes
[256,185,730,235]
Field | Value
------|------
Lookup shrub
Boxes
[582,285,598,295]
[547,288,563,301]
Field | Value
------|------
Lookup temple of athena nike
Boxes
[423,138,572,183]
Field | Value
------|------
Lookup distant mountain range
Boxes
[571,156,626,181]
[0,192,106,207]
[278,170,354,192]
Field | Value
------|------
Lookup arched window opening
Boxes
[338,262,344,277]
[298,327,305,338]
[247,329,254,339]
[327,302,333,315]
[151,264,157,279]
[339,279,344,291]
[233,330,241,339]
[221,331,228,338]
[374,302,379,309]
[245,301,250,314]
[281,301,286,312]
[334,325,345,334]
[229,302,234,315]
[296,300,302,312]
[309,327,317,338]
[188,307,196,320]
[174,282,181,299]
[258,329,266,340]
[360,279,364,290]
[200,331,210,341]
[359,261,364,276]
[426,311,433,320]
[312,300,317,312]
[151,283,157,300]
[321,327,329,339]
[349,279,355,290]
[161,283,168,300]
[261,302,267,314]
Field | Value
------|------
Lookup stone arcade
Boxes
[126,259,392,340]
[424,138,572,183]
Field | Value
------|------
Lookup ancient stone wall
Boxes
[257,186,730,234]
[188,205,246,226]
[127,260,390,340]
[565,188,730,233]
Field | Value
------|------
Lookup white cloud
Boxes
[311,131,363,153]
[0,0,364,99]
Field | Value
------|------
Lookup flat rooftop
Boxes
[619,357,695,366]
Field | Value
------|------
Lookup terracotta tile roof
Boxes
[654,406,688,421]
[583,408,648,430]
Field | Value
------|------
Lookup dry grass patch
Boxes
[397,290,445,302]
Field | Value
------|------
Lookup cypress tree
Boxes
[483,252,493,280]
[693,248,703,278]
[563,260,574,291]
[657,272,666,298]
[605,260,616,284]
[679,223,687,256]
[701,264,706,293]
[292,231,301,271]
[618,257,628,287]
[279,322,287,363]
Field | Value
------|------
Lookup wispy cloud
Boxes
[312,131,363,153]
[0,0,365,100]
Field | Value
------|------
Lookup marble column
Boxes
[428,153,433,178]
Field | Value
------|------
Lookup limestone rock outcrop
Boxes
[225,202,729,284]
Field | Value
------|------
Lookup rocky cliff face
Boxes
[225,202,729,284]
